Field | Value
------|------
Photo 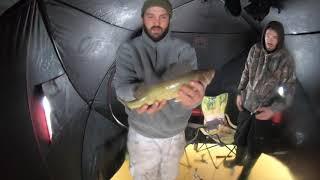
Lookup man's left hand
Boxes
[255,107,275,120]
[177,80,205,109]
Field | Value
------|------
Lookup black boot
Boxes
[237,153,259,180]
[223,146,246,168]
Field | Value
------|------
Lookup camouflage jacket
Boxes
[238,43,296,113]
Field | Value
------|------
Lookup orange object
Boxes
[272,112,283,124]
[192,108,203,117]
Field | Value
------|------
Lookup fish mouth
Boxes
[201,70,215,86]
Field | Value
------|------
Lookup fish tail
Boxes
[117,97,128,107]
[117,97,140,110]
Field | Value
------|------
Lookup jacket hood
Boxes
[261,21,285,52]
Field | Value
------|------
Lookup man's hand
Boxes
[136,100,167,114]
[255,107,275,120]
[177,80,205,109]
[236,95,244,111]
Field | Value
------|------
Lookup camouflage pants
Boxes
[127,128,186,180]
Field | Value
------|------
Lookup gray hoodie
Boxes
[113,30,197,138]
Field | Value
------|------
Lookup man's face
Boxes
[264,28,279,52]
[143,6,170,41]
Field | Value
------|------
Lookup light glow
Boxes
[277,86,285,97]
[42,96,52,141]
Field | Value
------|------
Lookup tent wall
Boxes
[262,0,320,145]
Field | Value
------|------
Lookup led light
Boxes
[277,86,285,97]
[42,96,52,141]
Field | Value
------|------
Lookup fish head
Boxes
[197,69,215,86]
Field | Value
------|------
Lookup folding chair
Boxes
[182,93,237,169]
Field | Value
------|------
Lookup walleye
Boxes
[120,69,215,110]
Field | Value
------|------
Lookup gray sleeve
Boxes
[178,43,201,109]
[178,44,198,70]
[113,43,140,102]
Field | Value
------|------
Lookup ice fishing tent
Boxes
[1,0,320,180]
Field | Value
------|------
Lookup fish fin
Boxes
[117,97,128,107]
[162,63,193,81]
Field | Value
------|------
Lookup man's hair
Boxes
[141,0,172,18]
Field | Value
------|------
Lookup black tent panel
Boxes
[262,0,320,34]
[285,82,319,146]
[261,0,320,144]
[173,32,254,69]
[82,110,127,180]
[42,75,90,180]
[171,0,251,33]
[53,0,201,31]
[45,0,132,101]
[53,0,144,31]
[93,68,128,128]
[285,34,320,113]
[0,0,18,15]
[0,1,52,179]
[0,7,6,15]
[26,1,64,86]
[2,0,320,179]
[41,75,88,144]
[171,0,200,8]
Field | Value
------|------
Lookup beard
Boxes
[265,43,278,53]
[143,25,169,42]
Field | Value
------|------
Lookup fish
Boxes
[120,69,215,110]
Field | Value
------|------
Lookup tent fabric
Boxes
[1,0,320,180]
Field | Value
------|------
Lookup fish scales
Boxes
[122,69,215,109]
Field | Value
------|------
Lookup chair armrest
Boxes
[187,122,206,129]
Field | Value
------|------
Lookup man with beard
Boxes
[224,21,296,179]
[113,0,205,179]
